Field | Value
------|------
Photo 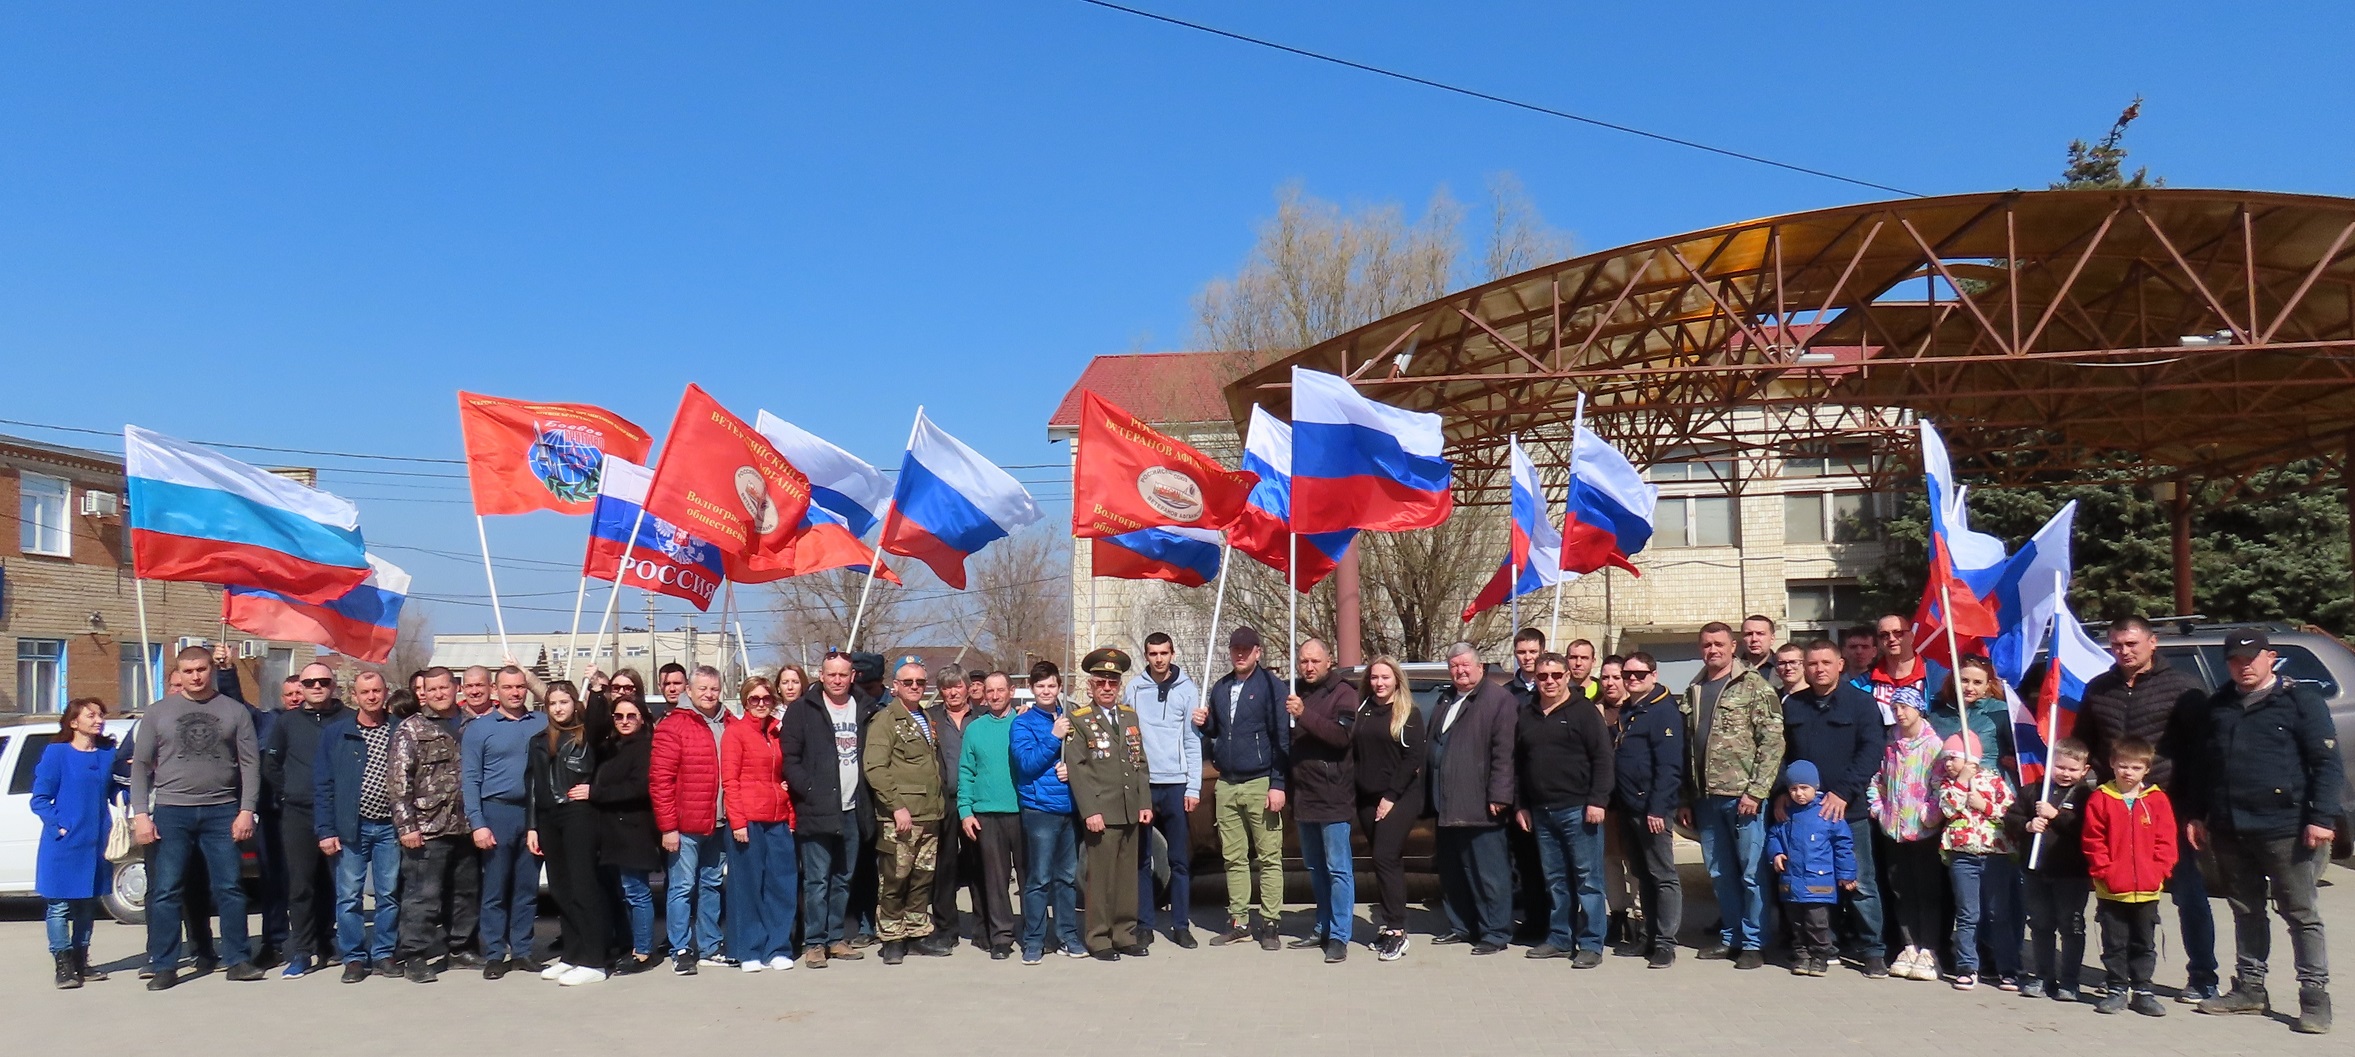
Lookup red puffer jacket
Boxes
[722,715,794,828]
[2082,781,2179,902]
[650,707,732,836]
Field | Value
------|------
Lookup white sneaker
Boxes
[766,955,795,972]
[1893,947,1919,977]
[540,960,573,981]
[741,959,764,973]
[556,965,607,987]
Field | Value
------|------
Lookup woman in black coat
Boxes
[1353,656,1428,962]
[590,699,661,973]
[527,682,610,984]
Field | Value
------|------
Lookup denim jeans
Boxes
[665,830,726,957]
[1948,852,1988,973]
[46,898,96,953]
[1297,820,1355,944]
[334,819,401,965]
[1695,795,1768,950]
[615,870,656,955]
[2213,830,2331,990]
[476,800,537,960]
[1842,818,1887,960]
[796,827,859,949]
[1976,852,2023,977]
[147,803,251,971]
[727,821,799,965]
[1530,805,1608,952]
[1137,783,1191,935]
[1020,808,1081,957]
[2173,819,2220,989]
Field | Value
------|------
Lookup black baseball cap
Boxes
[1229,626,1262,651]
[2223,628,2270,660]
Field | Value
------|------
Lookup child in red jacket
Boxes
[2082,736,2177,1018]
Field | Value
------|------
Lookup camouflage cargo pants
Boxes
[875,821,939,942]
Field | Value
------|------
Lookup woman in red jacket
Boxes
[723,675,798,973]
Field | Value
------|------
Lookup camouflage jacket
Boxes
[389,712,470,839]
[862,701,945,823]
[1681,667,1786,803]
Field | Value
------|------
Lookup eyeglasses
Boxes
[613,712,643,723]
[1534,672,1567,682]
[1623,668,1655,680]
[897,678,927,687]
[299,677,334,689]
[745,695,775,706]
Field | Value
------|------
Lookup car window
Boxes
[2156,646,2209,687]
[8,733,56,795]
[2273,645,2341,697]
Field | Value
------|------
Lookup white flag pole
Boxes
[1548,392,1587,646]
[1202,539,1232,681]
[850,407,925,654]
[1287,528,1298,680]
[2027,570,2065,870]
[587,507,647,679]
[1508,433,1521,641]
[562,574,590,681]
[473,513,512,659]
[135,578,161,702]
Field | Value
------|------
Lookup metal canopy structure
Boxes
[1224,188,2355,494]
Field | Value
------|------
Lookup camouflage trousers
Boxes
[875,821,939,942]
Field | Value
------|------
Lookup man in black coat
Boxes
[2077,615,2219,1001]
[1611,652,1685,968]
[781,652,879,967]
[261,662,346,978]
[2179,629,2344,1034]
[1516,651,1613,967]
[1780,639,1890,978]
[1427,642,1518,955]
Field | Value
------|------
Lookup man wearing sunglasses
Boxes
[1610,653,1686,968]
[262,663,349,978]
[864,661,947,965]
[1855,613,1935,727]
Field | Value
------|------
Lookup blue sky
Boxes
[5,1,2350,642]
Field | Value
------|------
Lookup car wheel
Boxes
[102,860,148,925]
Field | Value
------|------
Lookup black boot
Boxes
[2295,987,2332,1035]
[73,947,106,982]
[55,952,81,990]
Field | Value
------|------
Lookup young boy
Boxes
[2082,736,2177,1017]
[2005,737,2095,1002]
[1766,760,1855,977]
[1936,730,2015,990]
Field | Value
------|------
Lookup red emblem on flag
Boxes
[458,392,653,516]
[1072,391,1257,539]
[641,385,814,566]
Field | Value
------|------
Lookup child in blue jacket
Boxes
[1767,760,1856,977]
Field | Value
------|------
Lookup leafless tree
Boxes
[386,606,434,680]
[965,526,1070,672]
[761,564,942,667]
[1185,177,1569,663]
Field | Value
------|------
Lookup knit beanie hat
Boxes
[1941,731,1982,760]
[1783,760,1820,788]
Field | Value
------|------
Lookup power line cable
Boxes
[1072,0,1924,198]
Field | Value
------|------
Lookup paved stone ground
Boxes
[2,861,2345,1056]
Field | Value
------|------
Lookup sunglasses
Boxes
[745,695,776,706]
[1877,630,1907,640]
[897,678,927,687]
[613,711,643,723]
[1535,672,1567,682]
[1623,668,1655,679]
[300,677,334,688]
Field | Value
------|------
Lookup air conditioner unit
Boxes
[79,491,120,517]
[239,640,267,659]
[174,636,210,654]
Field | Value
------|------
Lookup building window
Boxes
[16,638,67,713]
[1785,490,1880,543]
[1655,495,1737,548]
[19,472,70,557]
[119,641,163,711]
[625,645,647,658]
[1787,582,1865,626]
[1648,458,1735,484]
[260,647,295,695]
[1780,453,1871,478]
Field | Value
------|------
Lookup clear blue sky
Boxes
[5,1,2349,642]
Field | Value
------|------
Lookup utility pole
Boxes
[644,593,659,688]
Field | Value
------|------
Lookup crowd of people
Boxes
[24,615,2341,1034]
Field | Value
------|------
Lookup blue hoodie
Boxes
[1010,702,1074,814]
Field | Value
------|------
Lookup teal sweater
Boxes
[957,712,1020,818]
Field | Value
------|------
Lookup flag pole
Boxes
[851,406,925,654]
[587,507,648,679]
[474,513,512,659]
[1287,527,1298,680]
[1202,539,1232,681]
[2028,570,2065,870]
[562,574,590,681]
[1548,393,1586,646]
[1508,432,1521,641]
[134,578,161,702]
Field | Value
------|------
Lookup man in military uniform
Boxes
[1067,648,1154,961]
[863,661,946,965]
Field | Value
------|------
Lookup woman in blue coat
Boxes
[33,697,118,988]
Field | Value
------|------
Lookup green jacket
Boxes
[956,712,1020,818]
[863,700,946,823]
[1681,666,1786,803]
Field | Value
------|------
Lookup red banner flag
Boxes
[1072,390,1258,539]
[642,385,814,566]
[458,392,654,516]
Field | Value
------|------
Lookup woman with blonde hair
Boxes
[1351,656,1427,961]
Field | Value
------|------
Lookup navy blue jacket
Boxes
[2174,678,2346,840]
[1611,686,1685,817]
[1201,666,1291,791]
[1780,683,1886,821]
[313,712,396,844]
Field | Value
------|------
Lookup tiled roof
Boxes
[1047,351,1242,430]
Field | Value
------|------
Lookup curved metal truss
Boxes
[1225,188,2355,498]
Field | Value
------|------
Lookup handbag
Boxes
[104,805,138,865]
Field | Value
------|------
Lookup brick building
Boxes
[2,433,313,714]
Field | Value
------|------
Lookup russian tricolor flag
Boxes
[2011,593,2105,786]
[1913,421,2009,663]
[879,409,1042,590]
[1463,436,1564,621]
[126,426,371,605]
[1288,367,1453,534]
[224,555,411,664]
[745,412,897,582]
[1093,526,1222,588]
[1227,406,1356,591]
[1559,423,1656,576]
[583,456,725,610]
